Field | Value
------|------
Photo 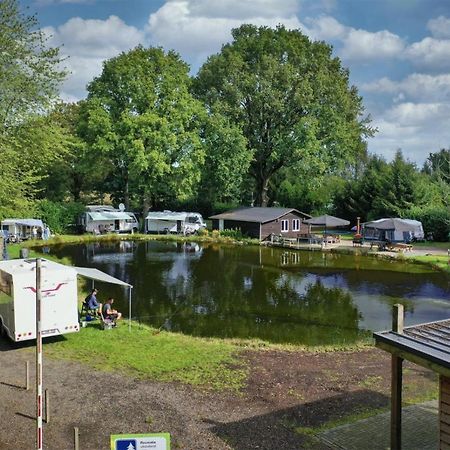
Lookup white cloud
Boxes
[427,15,450,39]
[369,102,450,163]
[306,16,404,61]
[307,16,346,40]
[147,0,304,68]
[405,37,450,71]
[340,29,405,60]
[362,74,450,103]
[44,16,145,100]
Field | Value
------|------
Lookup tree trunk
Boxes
[254,175,270,207]
[123,172,130,210]
[142,194,151,220]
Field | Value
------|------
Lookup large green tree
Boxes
[194,24,373,206]
[79,46,207,213]
[0,0,67,217]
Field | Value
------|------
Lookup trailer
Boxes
[0,258,80,342]
[145,211,206,235]
[1,218,49,242]
[79,206,139,234]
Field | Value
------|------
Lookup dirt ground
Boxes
[0,338,437,450]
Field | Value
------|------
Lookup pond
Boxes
[42,240,450,346]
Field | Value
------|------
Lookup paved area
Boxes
[318,400,438,450]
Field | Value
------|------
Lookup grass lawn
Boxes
[43,322,248,391]
[410,254,449,272]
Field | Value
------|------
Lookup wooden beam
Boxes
[375,341,450,378]
[391,355,403,450]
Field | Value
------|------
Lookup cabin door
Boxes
[114,220,120,231]
[177,220,182,234]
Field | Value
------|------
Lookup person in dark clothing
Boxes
[85,288,102,316]
[102,298,122,321]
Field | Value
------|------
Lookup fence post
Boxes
[74,427,79,450]
[25,361,30,391]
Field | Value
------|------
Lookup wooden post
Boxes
[393,304,404,334]
[391,304,404,450]
[25,361,30,391]
[74,427,79,450]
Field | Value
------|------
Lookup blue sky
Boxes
[21,0,450,165]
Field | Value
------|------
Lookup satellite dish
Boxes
[118,203,125,212]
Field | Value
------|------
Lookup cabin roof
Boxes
[209,207,311,224]
[374,319,450,373]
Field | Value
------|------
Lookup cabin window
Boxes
[292,219,300,231]
[281,219,289,232]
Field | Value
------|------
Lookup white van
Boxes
[0,259,79,342]
[145,211,206,235]
[79,205,139,234]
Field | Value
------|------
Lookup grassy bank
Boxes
[19,232,260,248]
[43,321,248,392]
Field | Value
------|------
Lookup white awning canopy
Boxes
[74,266,132,287]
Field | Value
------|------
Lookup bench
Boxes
[386,243,413,252]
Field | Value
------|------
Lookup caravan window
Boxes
[0,271,12,297]
[188,216,200,224]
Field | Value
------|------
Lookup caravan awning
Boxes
[74,267,132,287]
[2,218,44,228]
[88,211,132,221]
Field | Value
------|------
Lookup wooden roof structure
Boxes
[374,305,450,450]
[375,318,450,377]
[209,207,310,223]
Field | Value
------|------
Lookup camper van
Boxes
[79,205,139,234]
[0,259,79,342]
[145,211,206,235]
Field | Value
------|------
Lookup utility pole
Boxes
[36,258,43,450]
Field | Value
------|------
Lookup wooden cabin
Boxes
[209,207,311,241]
[374,305,450,450]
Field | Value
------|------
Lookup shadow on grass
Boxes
[205,389,389,450]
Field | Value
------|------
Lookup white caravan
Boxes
[1,218,49,241]
[79,205,139,234]
[0,258,79,342]
[145,211,206,235]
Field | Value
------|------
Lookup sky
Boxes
[20,0,450,166]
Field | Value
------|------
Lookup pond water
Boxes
[43,240,450,346]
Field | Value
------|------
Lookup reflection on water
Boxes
[44,241,450,346]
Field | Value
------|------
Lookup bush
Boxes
[219,228,245,239]
[35,200,85,234]
[406,206,450,242]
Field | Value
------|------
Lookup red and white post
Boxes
[36,258,43,450]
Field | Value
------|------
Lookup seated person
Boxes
[85,288,102,316]
[102,298,122,322]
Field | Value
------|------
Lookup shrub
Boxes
[35,200,85,234]
[406,206,450,242]
[220,228,244,239]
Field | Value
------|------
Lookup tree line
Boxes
[0,0,448,239]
